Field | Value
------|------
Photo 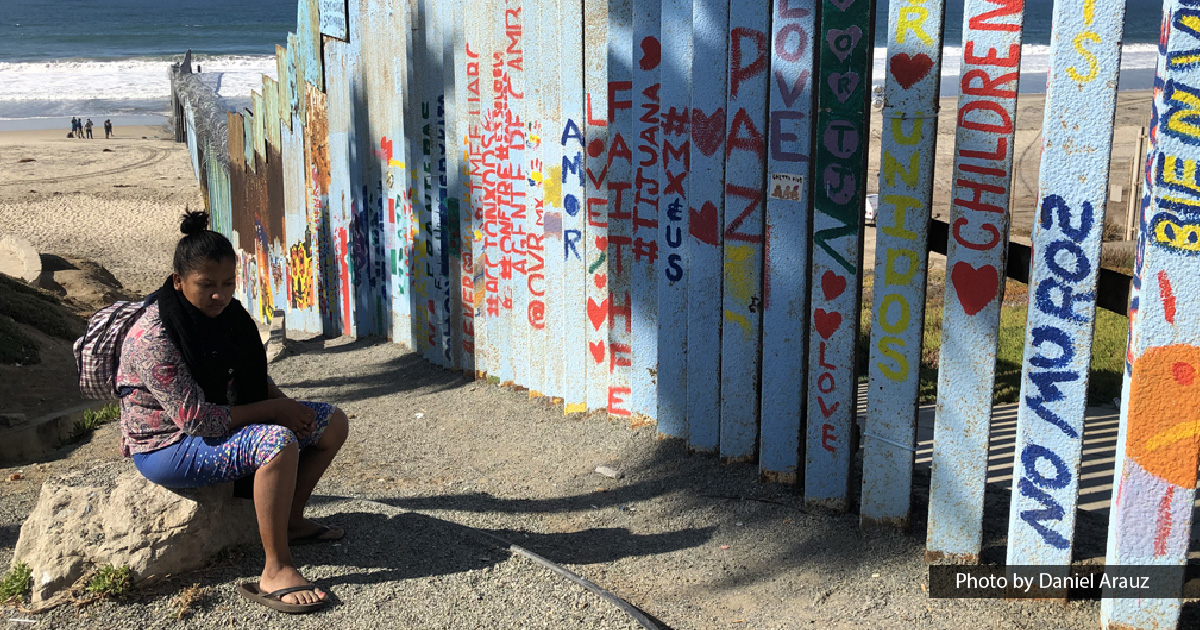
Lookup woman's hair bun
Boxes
[179,210,211,236]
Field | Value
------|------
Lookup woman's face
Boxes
[173,257,237,318]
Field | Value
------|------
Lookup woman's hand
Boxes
[270,399,318,440]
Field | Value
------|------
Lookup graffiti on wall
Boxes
[927,0,1026,562]
[804,0,872,510]
[860,0,944,528]
[1006,0,1126,569]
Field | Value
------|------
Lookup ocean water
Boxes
[0,0,1169,129]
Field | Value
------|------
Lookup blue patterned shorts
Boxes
[133,401,334,488]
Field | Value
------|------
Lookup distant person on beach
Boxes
[116,211,348,614]
[84,118,93,139]
[70,117,79,138]
[104,119,112,139]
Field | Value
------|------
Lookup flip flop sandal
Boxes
[288,524,345,546]
[236,582,330,614]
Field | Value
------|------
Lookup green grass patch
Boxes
[859,274,1128,406]
[0,562,32,603]
[75,403,120,434]
[86,564,133,598]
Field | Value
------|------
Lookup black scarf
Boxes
[152,275,269,407]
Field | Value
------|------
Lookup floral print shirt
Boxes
[116,302,250,456]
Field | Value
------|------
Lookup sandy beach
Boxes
[0,124,201,296]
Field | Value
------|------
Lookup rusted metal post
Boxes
[607,0,634,419]
[718,0,770,462]
[758,0,817,483]
[686,0,729,452]
[1005,0,1126,575]
[656,0,693,439]
[860,0,946,528]
[926,0,1026,563]
[804,0,874,509]
[584,0,611,414]
[1103,2,1200,627]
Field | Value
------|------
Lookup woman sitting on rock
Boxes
[116,210,349,613]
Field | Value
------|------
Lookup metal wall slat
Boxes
[859,0,946,528]
[719,0,772,462]
[759,0,817,483]
[926,0,1026,562]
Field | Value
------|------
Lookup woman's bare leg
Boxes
[288,408,349,534]
[254,440,326,605]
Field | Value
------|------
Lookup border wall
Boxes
[168,1,1200,627]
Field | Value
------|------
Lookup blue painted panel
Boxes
[719,0,770,461]
[927,0,1026,561]
[559,0,587,413]
[282,115,321,334]
[686,0,728,452]
[442,0,465,370]
[319,0,348,40]
[607,0,634,419]
[463,0,489,376]
[759,0,816,483]
[583,0,611,412]
[859,0,946,528]
[297,0,323,91]
[528,0,553,400]
[656,0,692,440]
[630,0,661,423]
[1006,0,1126,567]
[1103,3,1200,628]
[322,38,356,337]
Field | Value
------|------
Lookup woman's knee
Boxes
[319,407,349,450]
[257,425,300,467]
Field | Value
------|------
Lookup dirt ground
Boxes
[8,337,1198,629]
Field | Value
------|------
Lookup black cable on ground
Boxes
[466,528,662,630]
[354,498,661,630]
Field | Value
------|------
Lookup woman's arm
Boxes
[266,377,288,400]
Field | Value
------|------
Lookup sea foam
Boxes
[0,43,1165,111]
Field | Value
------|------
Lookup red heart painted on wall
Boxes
[595,236,607,251]
[594,274,607,289]
[691,107,726,157]
[814,308,842,339]
[951,262,999,316]
[821,270,847,301]
[588,297,609,331]
[640,36,661,71]
[589,341,606,364]
[689,201,721,246]
[889,53,934,90]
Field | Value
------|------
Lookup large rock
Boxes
[12,462,259,602]
[0,234,43,285]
